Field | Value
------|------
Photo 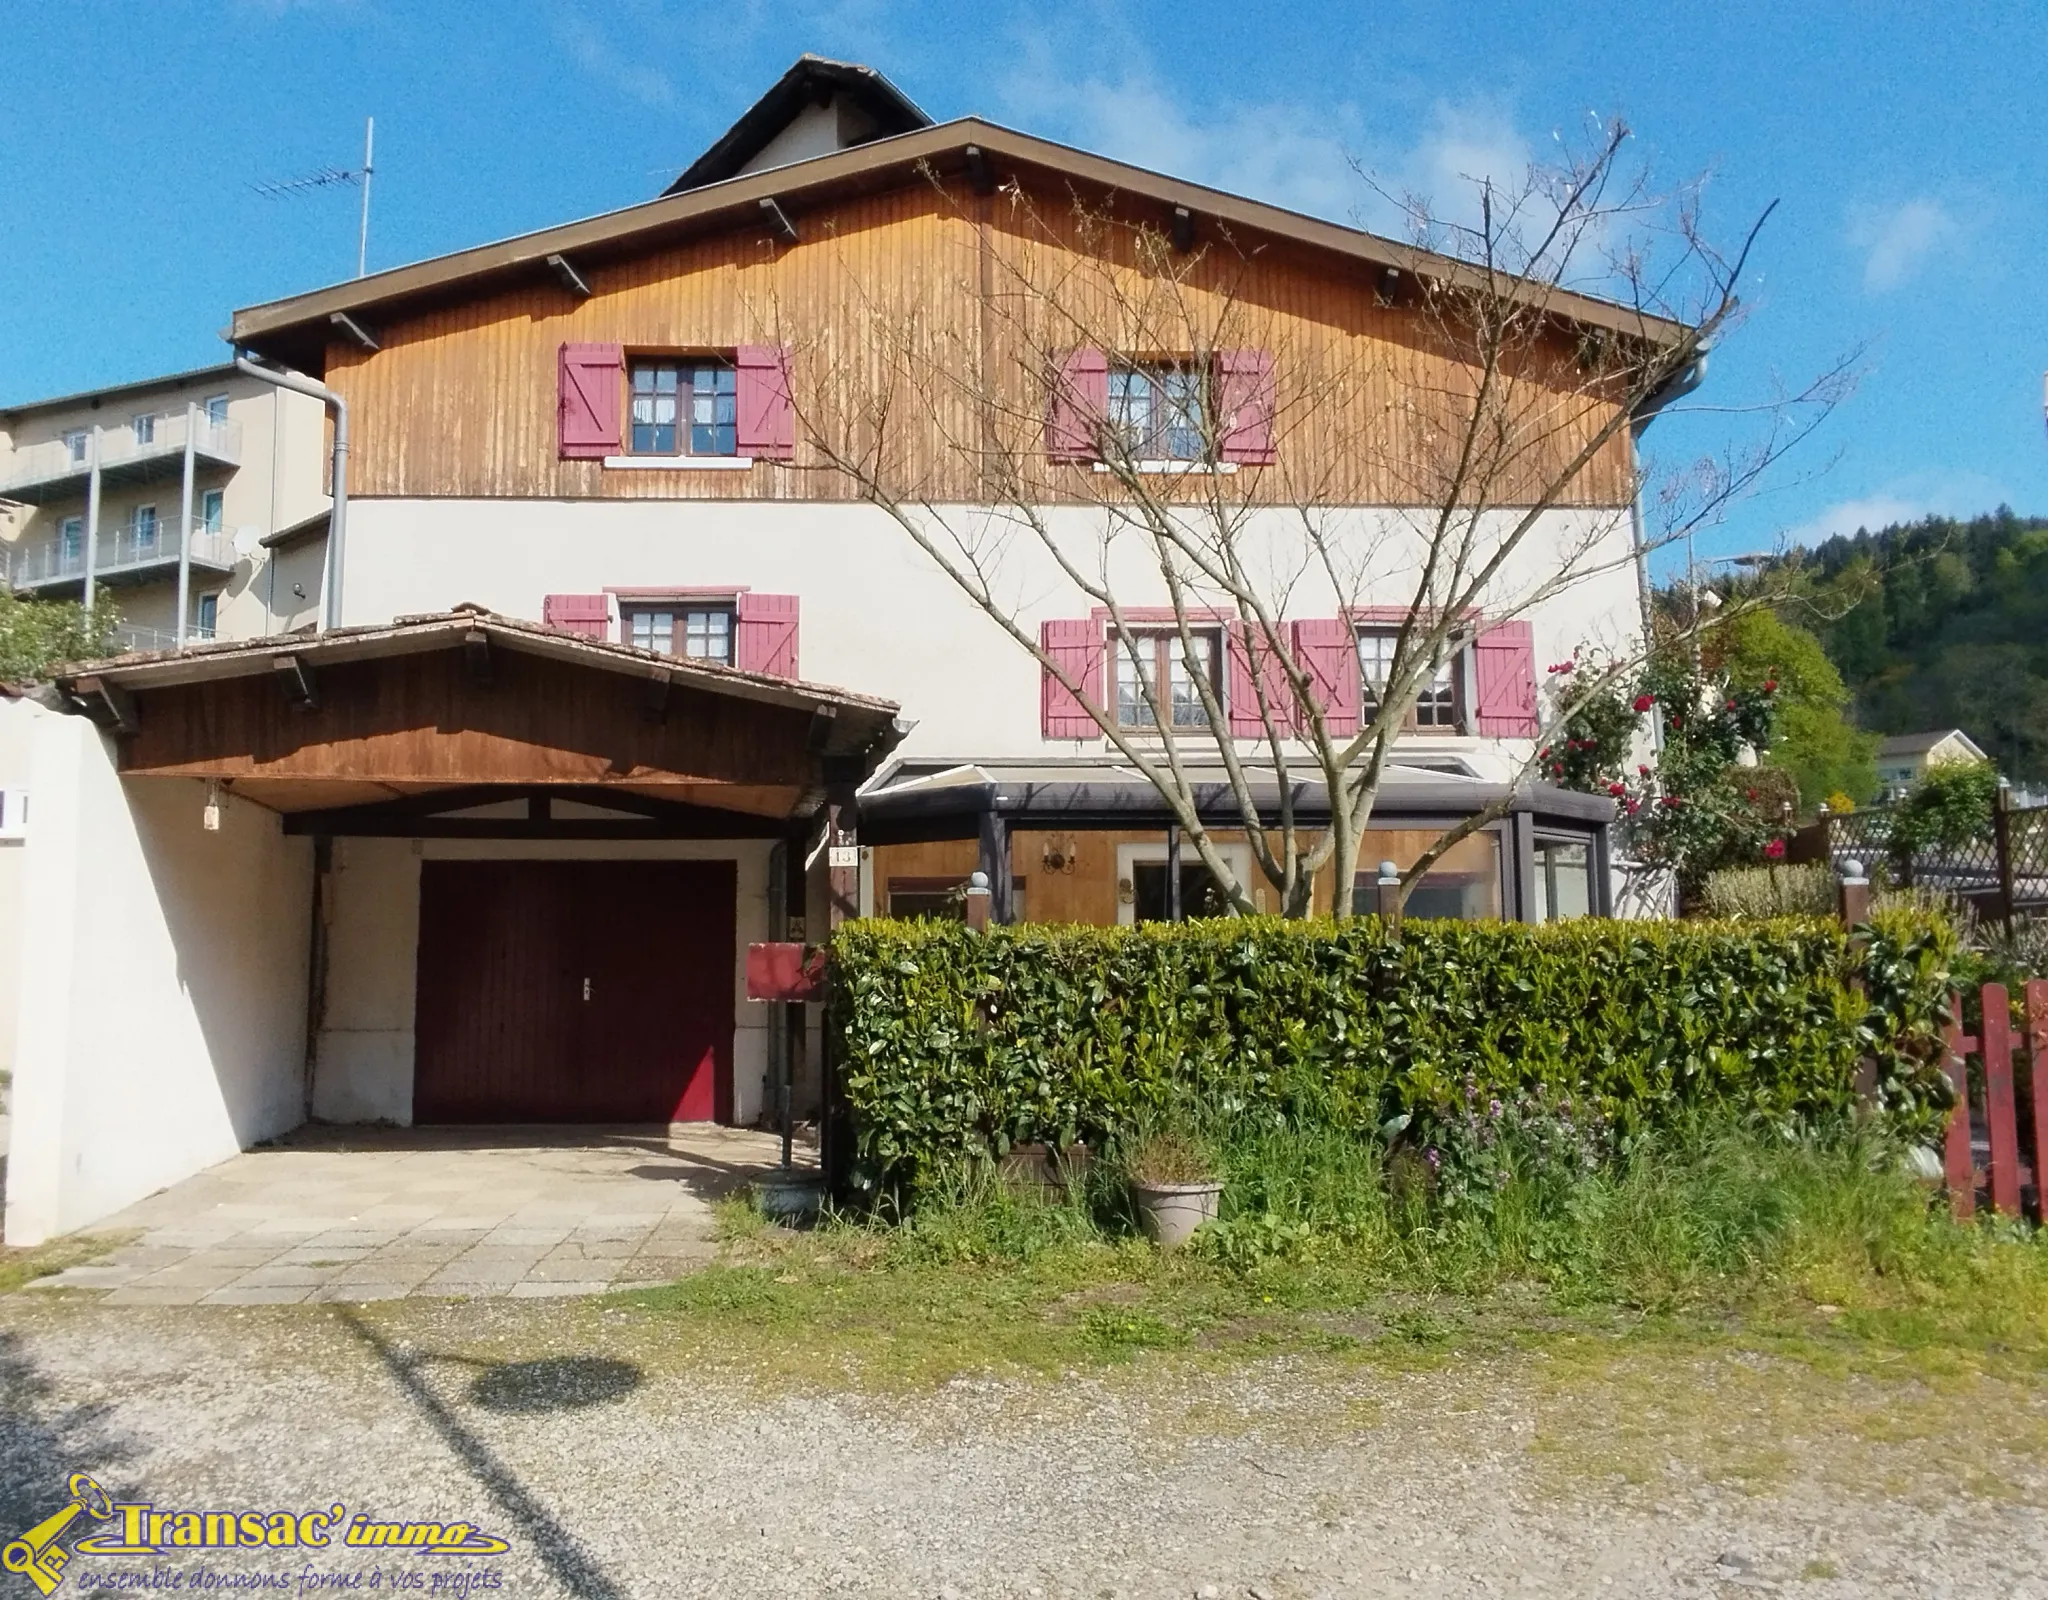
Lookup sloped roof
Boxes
[662,54,930,195]
[230,118,1693,373]
[56,603,899,744]
[1877,729,1986,760]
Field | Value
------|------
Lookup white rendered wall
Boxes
[338,497,1643,780]
[5,716,312,1244]
[0,699,38,1076]
[314,837,776,1128]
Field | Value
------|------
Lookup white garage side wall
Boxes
[314,837,776,1128]
[336,498,1642,780]
[0,699,41,1076]
[5,716,312,1245]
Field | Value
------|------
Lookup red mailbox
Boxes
[745,942,827,1002]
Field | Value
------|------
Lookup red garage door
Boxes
[413,859,737,1123]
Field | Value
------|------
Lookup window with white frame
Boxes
[132,413,156,445]
[200,489,224,534]
[204,394,229,426]
[623,603,735,665]
[133,504,158,552]
[629,361,738,457]
[59,515,83,562]
[62,429,87,464]
[1108,363,1207,461]
[1113,627,1219,729]
[1356,628,1462,732]
[195,593,219,637]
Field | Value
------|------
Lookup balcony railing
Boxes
[108,622,218,655]
[0,412,243,501]
[6,522,241,591]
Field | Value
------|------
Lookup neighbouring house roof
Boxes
[662,54,931,195]
[1877,729,1987,761]
[258,507,331,550]
[229,116,1693,374]
[0,362,239,421]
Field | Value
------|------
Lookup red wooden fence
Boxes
[1940,978,2048,1219]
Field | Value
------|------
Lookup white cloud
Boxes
[996,70,1364,221]
[1784,473,2010,546]
[556,11,673,108]
[1846,197,1957,293]
[1392,100,1534,233]
[991,55,1544,250]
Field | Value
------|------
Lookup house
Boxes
[0,364,332,650]
[5,56,1685,1242]
[1875,729,1988,802]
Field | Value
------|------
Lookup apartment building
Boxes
[0,364,331,649]
[6,56,1682,1241]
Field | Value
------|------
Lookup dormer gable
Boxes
[661,54,931,196]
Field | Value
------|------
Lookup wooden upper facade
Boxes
[235,121,1673,512]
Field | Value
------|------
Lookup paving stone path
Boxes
[27,1124,797,1304]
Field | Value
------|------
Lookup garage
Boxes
[413,858,738,1124]
[6,609,899,1243]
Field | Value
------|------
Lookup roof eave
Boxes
[228,118,1694,368]
[53,610,900,738]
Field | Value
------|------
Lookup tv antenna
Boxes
[252,117,376,278]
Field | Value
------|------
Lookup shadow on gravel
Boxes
[468,1356,643,1415]
[0,1330,134,1548]
[336,1311,632,1600]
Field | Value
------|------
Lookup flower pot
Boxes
[754,1169,825,1224]
[1128,1178,1222,1249]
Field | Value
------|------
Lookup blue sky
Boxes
[3,0,2042,565]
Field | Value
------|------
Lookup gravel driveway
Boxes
[0,1295,2040,1599]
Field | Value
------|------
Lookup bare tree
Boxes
[777,120,1846,917]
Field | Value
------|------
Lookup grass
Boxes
[615,1116,2048,1408]
[0,1231,130,1295]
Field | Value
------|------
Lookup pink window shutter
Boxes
[1471,619,1540,736]
[558,343,623,459]
[1292,618,1361,736]
[1045,348,1109,463]
[543,593,612,640]
[1040,618,1104,738]
[1216,349,1277,465]
[735,345,795,461]
[1227,622,1295,738]
[735,592,800,677]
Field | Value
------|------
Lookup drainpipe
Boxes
[175,401,196,649]
[234,353,347,632]
[82,424,102,620]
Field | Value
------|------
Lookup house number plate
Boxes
[828,845,860,869]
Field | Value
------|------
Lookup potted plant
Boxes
[1123,1125,1223,1249]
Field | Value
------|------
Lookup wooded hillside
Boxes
[1792,509,2048,783]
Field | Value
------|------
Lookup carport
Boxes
[4,606,898,1244]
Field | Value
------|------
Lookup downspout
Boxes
[233,353,347,631]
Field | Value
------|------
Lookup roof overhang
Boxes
[857,759,1612,845]
[229,119,1694,373]
[53,606,903,822]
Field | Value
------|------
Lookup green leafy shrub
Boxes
[831,912,1958,1198]
[1893,759,2002,854]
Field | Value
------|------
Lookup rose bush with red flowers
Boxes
[1541,644,1785,904]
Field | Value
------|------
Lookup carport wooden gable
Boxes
[54,608,901,827]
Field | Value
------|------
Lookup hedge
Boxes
[829,912,1958,1196]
